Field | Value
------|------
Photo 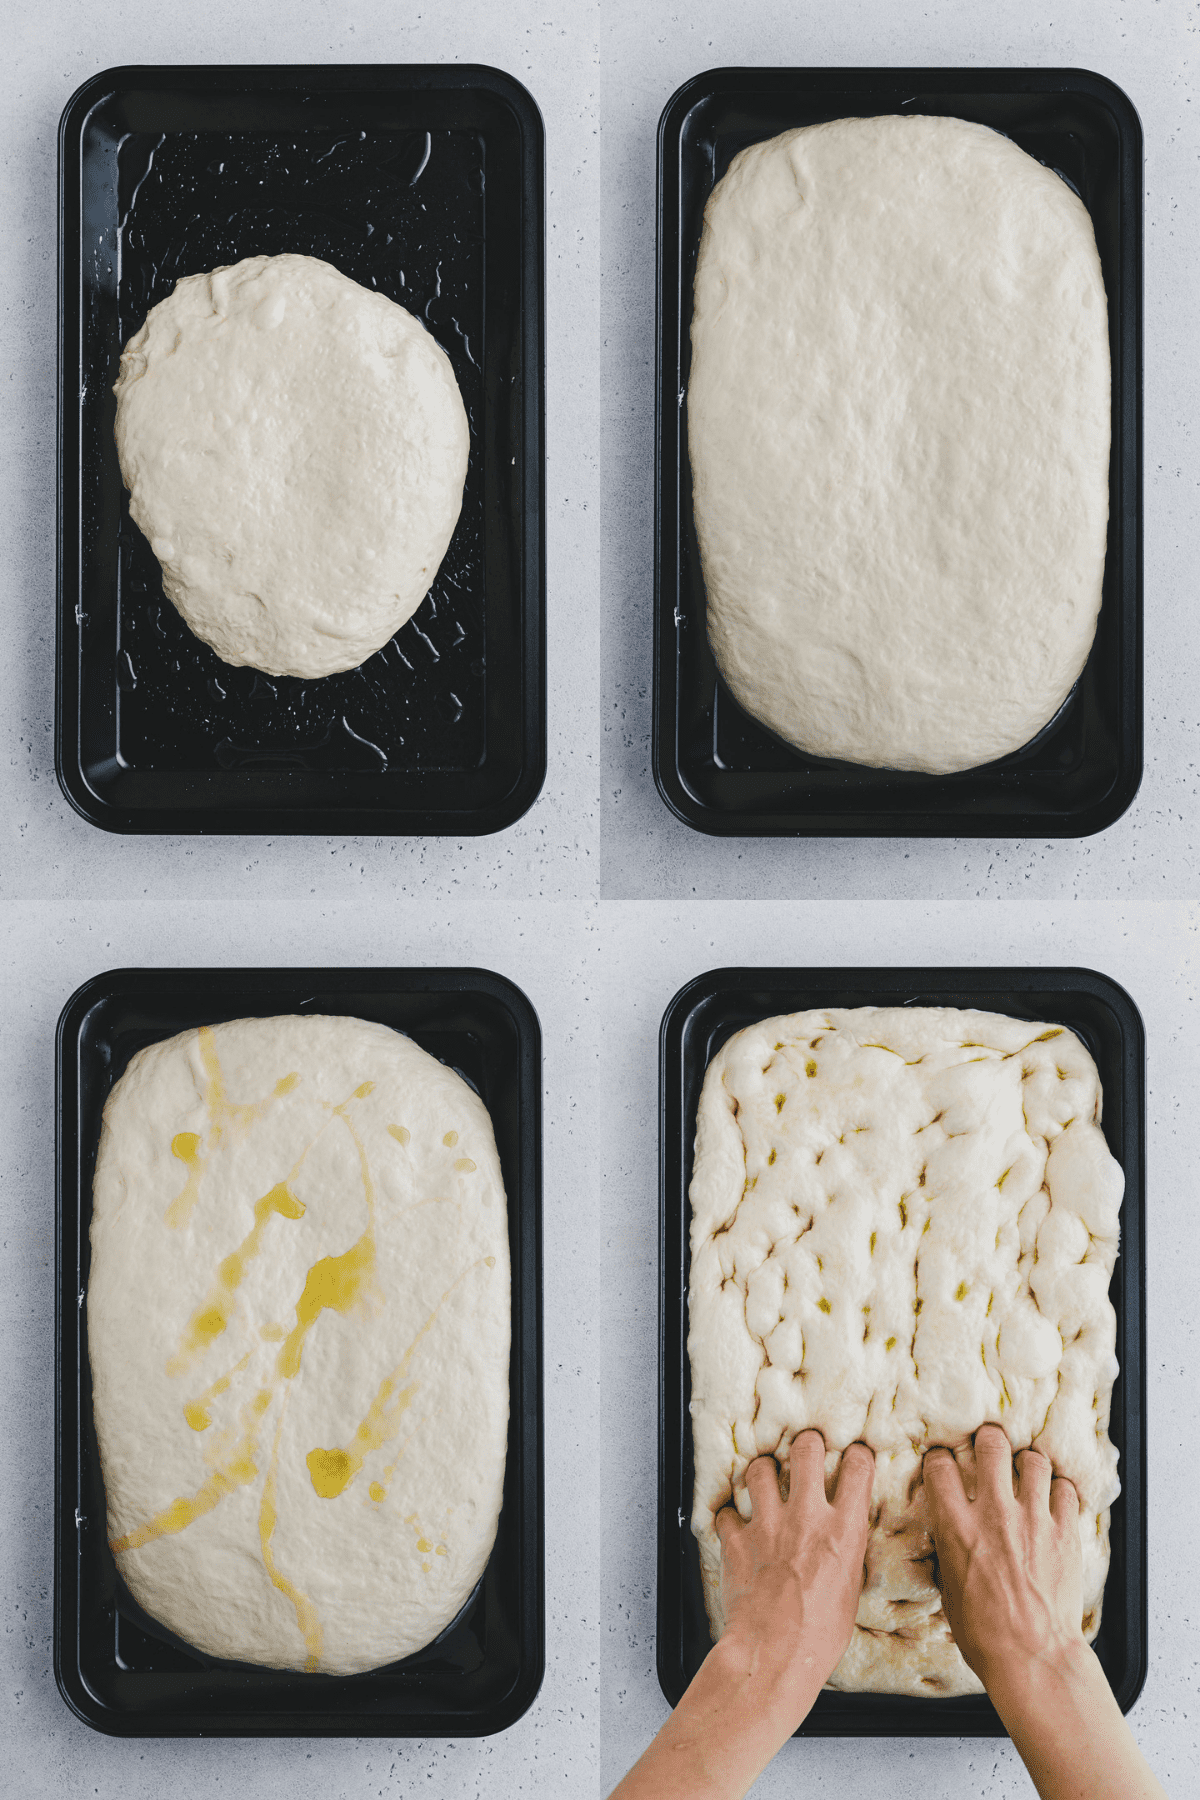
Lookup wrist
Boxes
[983,1632,1101,1725]
[717,1613,834,1715]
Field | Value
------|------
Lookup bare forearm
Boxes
[609,1630,821,1800]
[989,1644,1167,1800]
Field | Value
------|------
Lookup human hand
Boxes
[716,1430,875,1697]
[608,1434,875,1800]
[922,1423,1083,1703]
[921,1426,1168,1800]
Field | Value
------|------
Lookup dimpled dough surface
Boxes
[113,254,470,679]
[688,116,1111,773]
[688,1007,1123,1696]
[88,1014,510,1675]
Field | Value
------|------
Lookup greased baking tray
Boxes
[655,69,1143,837]
[56,967,543,1737]
[58,66,545,835]
[658,967,1146,1734]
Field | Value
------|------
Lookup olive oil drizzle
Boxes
[305,1255,497,1500]
[258,1400,323,1672]
[168,1179,307,1376]
[165,1030,300,1230]
[113,1060,489,1673]
[166,1133,204,1231]
[366,1411,428,1506]
[306,1379,417,1500]
[115,1078,377,1572]
[275,1088,379,1384]
[184,1351,252,1431]
[109,1386,274,1554]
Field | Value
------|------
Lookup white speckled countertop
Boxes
[2,0,1196,1794]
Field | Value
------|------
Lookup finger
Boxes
[832,1441,876,1521]
[713,1502,742,1548]
[1049,1475,1080,1530]
[743,1455,783,1519]
[787,1430,829,1507]
[1015,1446,1052,1513]
[922,1445,971,1540]
[973,1424,1015,1506]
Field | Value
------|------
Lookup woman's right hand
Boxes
[922,1425,1167,1800]
[922,1422,1084,1698]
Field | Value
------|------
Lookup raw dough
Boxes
[688,1006,1122,1695]
[688,116,1111,773]
[113,254,470,679]
[88,1014,509,1675]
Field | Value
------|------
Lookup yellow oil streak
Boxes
[388,1124,410,1146]
[164,1030,301,1229]
[109,1388,273,1554]
[259,1406,323,1672]
[442,1130,458,1147]
[365,1411,429,1506]
[403,1511,447,1571]
[276,1103,378,1383]
[115,1078,407,1666]
[306,1376,416,1499]
[168,1182,306,1375]
[305,1256,496,1500]
[276,1234,374,1380]
[184,1351,252,1430]
[166,1133,204,1230]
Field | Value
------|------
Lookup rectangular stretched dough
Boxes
[687,1006,1123,1696]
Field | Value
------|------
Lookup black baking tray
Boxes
[58,65,545,835]
[55,967,543,1736]
[655,69,1143,837]
[658,966,1146,1734]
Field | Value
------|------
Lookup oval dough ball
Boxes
[88,1014,510,1675]
[113,254,470,679]
[688,116,1111,774]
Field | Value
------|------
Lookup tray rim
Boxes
[54,963,545,1737]
[56,62,546,838]
[657,963,1148,1735]
[653,64,1144,839]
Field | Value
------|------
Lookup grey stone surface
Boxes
[1,1,1196,1794]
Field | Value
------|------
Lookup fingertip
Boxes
[838,1440,876,1488]
[922,1444,958,1482]
[1050,1475,1080,1525]
[744,1453,782,1491]
[1015,1445,1052,1509]
[834,1440,876,1516]
[973,1423,1015,1501]
[921,1444,968,1526]
[787,1429,828,1493]
[713,1502,739,1545]
[790,1428,827,1460]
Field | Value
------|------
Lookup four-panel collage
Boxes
[3,5,1192,1799]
